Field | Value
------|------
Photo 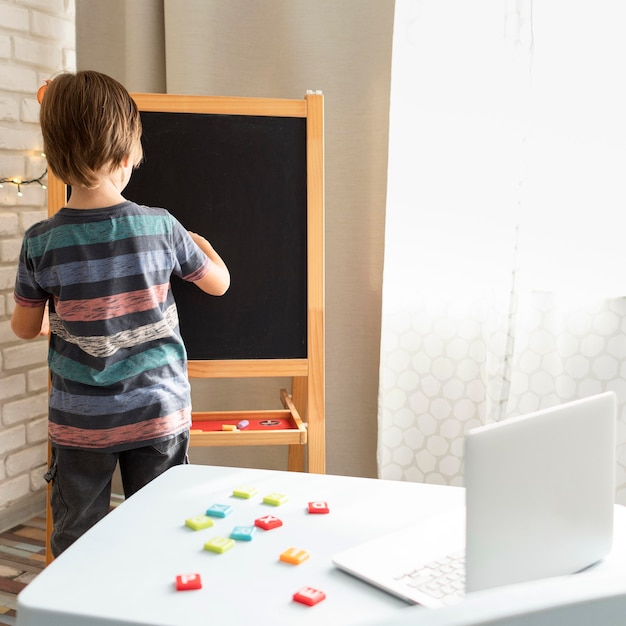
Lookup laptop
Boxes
[332,392,617,607]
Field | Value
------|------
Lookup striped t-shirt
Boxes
[14,201,210,452]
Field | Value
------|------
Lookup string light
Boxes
[0,168,48,196]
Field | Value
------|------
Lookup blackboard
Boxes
[47,92,325,474]
[124,111,308,361]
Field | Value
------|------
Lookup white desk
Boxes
[16,465,626,626]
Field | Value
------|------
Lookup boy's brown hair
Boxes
[40,71,143,188]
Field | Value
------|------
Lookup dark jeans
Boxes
[45,431,189,557]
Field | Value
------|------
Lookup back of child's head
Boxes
[40,70,143,188]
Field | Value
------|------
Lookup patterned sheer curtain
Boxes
[378,0,626,504]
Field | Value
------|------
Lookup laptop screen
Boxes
[464,391,616,592]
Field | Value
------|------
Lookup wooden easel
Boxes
[45,92,325,563]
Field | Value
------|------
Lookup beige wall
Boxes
[77,0,394,478]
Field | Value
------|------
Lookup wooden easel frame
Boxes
[45,92,325,562]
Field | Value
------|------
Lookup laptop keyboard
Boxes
[393,551,465,605]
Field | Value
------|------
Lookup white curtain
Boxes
[379,0,626,504]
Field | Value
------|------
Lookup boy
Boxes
[11,71,230,556]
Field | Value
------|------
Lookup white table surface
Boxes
[16,464,626,626]
[16,464,465,626]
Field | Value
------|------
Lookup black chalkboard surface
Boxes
[124,111,308,361]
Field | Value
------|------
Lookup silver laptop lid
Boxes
[465,391,616,593]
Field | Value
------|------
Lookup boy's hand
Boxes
[39,304,50,335]
[188,231,231,296]
[11,302,49,340]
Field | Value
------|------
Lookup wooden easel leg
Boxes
[287,444,305,472]
[287,377,308,472]
[45,441,54,564]
[306,416,325,474]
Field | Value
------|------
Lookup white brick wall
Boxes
[0,0,75,529]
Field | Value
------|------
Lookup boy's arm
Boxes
[188,232,231,296]
[11,303,49,340]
